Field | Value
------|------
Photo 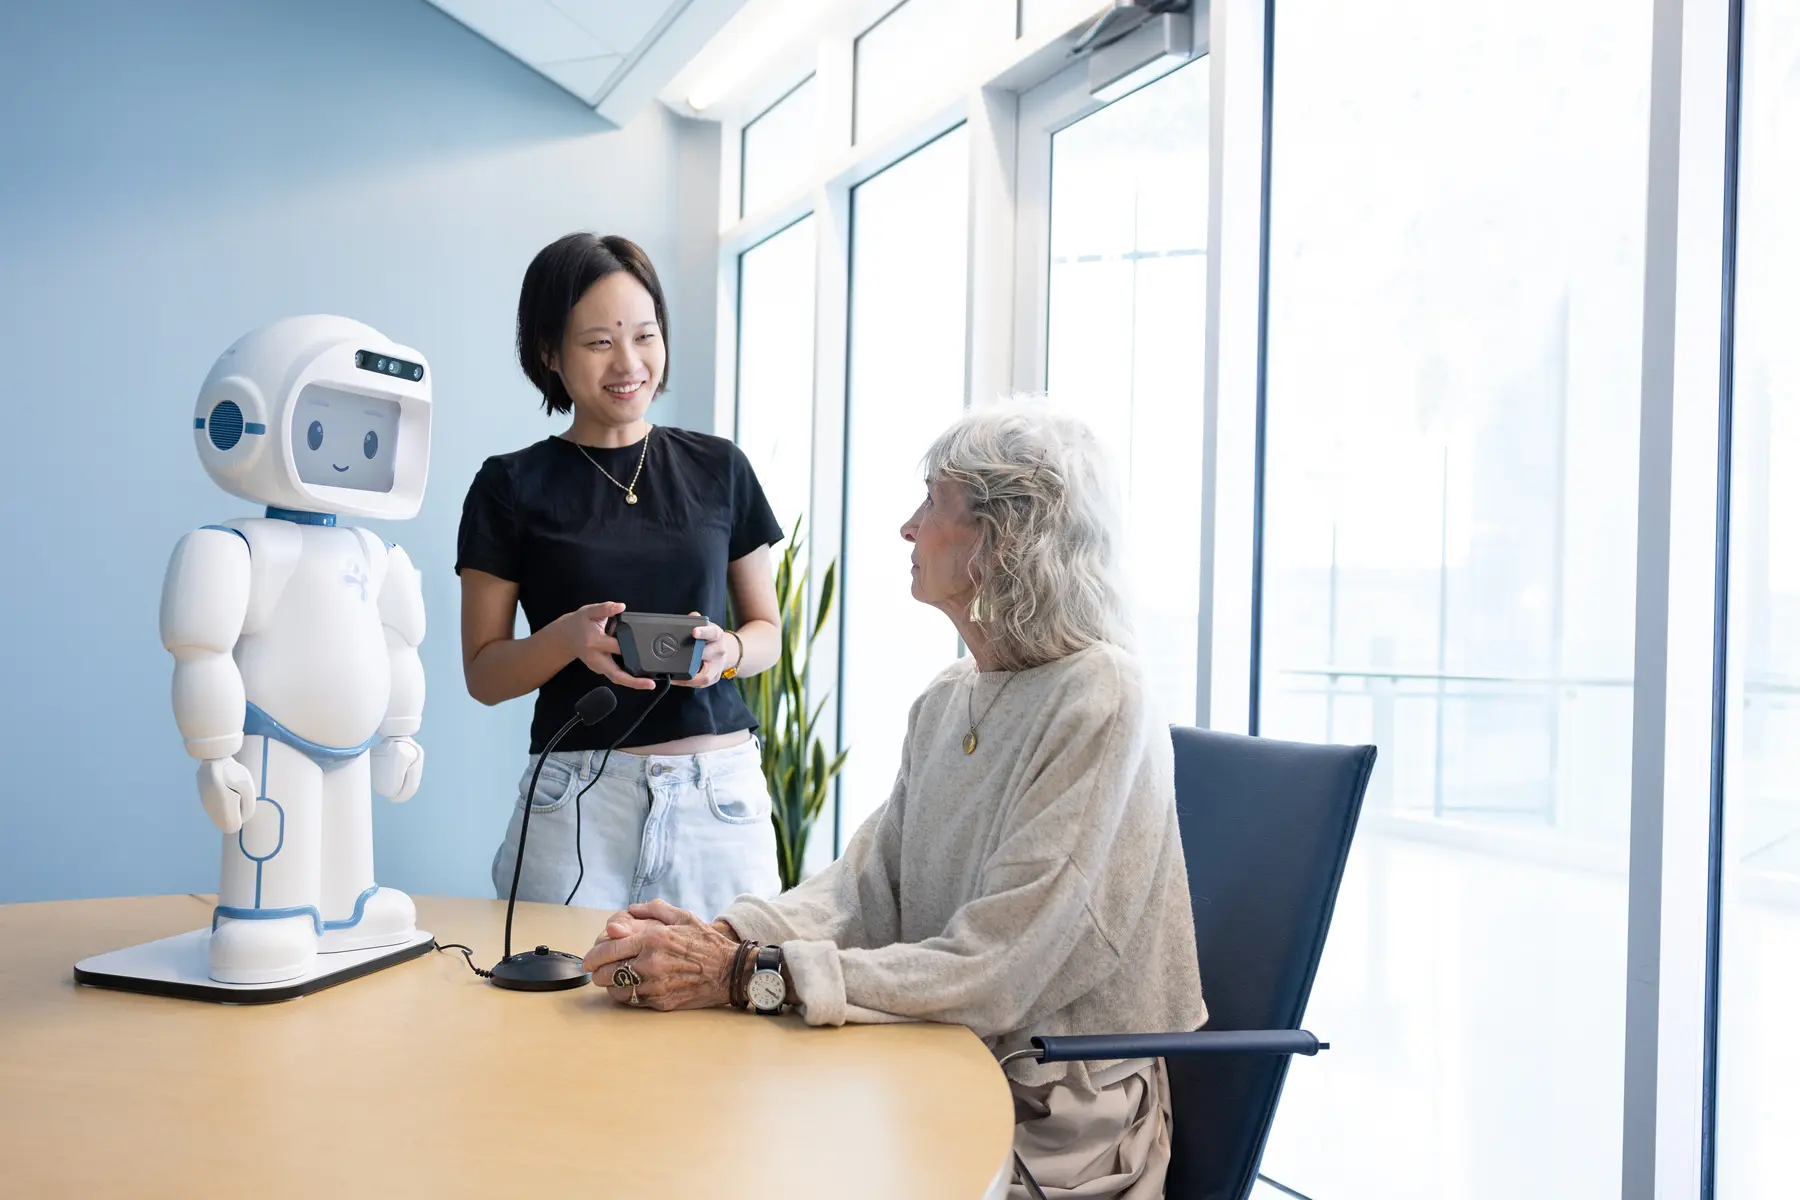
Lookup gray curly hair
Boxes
[921,403,1129,671]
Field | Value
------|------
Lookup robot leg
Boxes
[210,736,323,984]
[316,749,416,953]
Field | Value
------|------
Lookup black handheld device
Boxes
[607,611,708,680]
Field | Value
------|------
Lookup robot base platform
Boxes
[73,928,435,1004]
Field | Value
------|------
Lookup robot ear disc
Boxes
[208,400,246,451]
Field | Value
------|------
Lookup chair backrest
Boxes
[1164,726,1375,1200]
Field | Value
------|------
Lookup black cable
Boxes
[563,678,673,906]
[431,940,492,978]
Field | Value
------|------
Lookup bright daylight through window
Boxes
[1716,1,1800,1192]
[837,127,971,845]
[1254,2,1652,1197]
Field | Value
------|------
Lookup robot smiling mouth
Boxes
[332,464,350,472]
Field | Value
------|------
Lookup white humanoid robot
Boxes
[159,315,431,986]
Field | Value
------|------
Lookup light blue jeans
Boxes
[490,738,781,921]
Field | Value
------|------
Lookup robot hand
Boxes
[196,758,259,834]
[371,736,424,803]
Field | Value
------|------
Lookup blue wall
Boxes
[0,0,720,902]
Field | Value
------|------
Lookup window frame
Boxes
[738,73,819,221]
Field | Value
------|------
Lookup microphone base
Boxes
[488,946,592,991]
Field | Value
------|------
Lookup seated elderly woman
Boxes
[582,406,1205,1198]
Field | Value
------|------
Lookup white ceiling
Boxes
[426,0,748,125]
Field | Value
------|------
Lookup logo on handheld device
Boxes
[609,611,707,681]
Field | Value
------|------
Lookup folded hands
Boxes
[581,898,741,1011]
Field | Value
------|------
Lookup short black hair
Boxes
[516,233,670,416]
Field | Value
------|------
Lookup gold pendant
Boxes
[625,492,638,505]
[963,730,977,755]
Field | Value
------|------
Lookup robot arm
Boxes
[376,543,425,738]
[370,542,426,802]
[160,528,259,834]
[160,528,251,759]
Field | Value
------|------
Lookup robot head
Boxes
[193,316,432,520]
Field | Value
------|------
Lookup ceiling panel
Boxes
[425,0,746,122]
[431,0,607,66]
[537,53,628,99]
[546,0,678,56]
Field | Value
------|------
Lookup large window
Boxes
[1717,3,1800,1192]
[707,0,1794,1189]
[735,216,818,543]
[709,3,1786,1188]
[1254,2,1653,1197]
[837,127,971,844]
[1045,58,1210,726]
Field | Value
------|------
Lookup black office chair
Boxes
[1007,727,1376,1200]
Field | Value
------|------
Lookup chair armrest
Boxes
[1028,1029,1326,1063]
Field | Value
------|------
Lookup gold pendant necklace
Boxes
[964,670,1018,755]
[576,427,650,505]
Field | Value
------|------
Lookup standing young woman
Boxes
[456,233,785,920]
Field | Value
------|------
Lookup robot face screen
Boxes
[290,385,402,493]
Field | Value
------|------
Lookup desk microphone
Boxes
[488,685,618,991]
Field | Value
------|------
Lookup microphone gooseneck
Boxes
[488,685,617,992]
[562,678,673,906]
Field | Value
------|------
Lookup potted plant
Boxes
[736,516,848,890]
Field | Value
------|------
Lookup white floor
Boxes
[1246,822,1800,1200]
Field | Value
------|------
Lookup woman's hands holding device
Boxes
[552,601,657,691]
[674,612,740,689]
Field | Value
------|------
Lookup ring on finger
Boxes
[612,963,643,989]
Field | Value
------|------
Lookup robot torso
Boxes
[228,517,393,750]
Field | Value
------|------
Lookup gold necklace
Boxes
[963,669,1019,755]
[576,428,650,505]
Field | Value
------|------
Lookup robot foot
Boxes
[317,886,417,954]
[209,913,317,985]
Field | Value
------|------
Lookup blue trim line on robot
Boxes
[239,739,285,908]
[265,507,336,526]
[211,885,382,935]
[324,884,381,930]
[200,524,249,546]
[244,703,378,763]
[194,417,205,428]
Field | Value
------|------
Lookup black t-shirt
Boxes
[455,428,784,753]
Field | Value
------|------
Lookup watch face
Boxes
[747,970,785,1011]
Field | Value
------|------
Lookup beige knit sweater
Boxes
[721,640,1207,1109]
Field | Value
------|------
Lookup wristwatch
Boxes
[746,944,786,1015]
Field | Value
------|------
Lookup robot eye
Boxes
[363,430,380,460]
[307,421,324,452]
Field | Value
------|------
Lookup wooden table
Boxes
[0,894,1016,1199]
